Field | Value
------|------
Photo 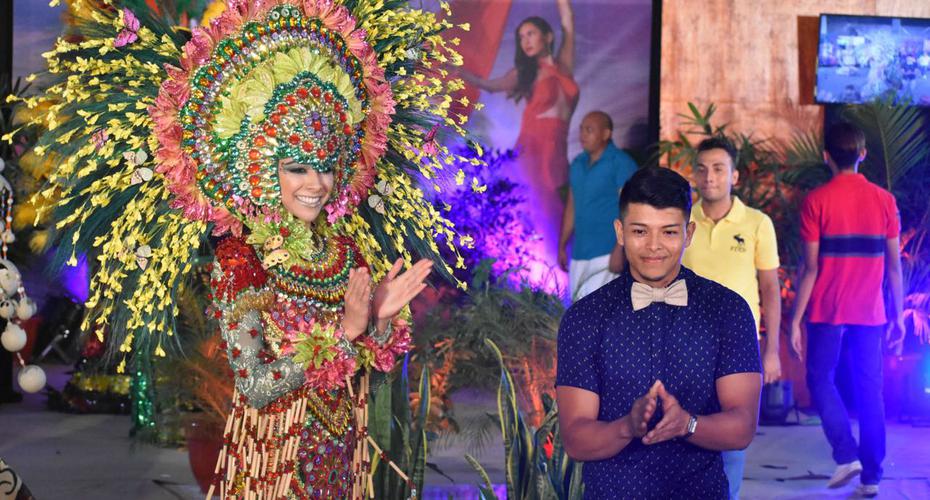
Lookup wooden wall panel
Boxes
[660,0,930,144]
[660,1,930,408]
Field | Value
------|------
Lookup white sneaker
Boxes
[827,460,862,488]
[854,483,879,497]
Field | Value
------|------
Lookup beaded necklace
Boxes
[265,236,358,312]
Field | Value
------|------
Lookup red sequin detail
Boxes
[258,350,276,364]
[212,237,269,301]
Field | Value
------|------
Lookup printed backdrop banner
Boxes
[449,0,654,291]
[12,0,654,296]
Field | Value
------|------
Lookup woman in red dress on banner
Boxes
[463,0,579,266]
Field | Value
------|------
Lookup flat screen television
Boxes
[815,14,930,106]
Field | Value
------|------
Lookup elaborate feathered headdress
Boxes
[9,0,480,369]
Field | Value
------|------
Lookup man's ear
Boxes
[684,220,696,248]
[614,218,624,247]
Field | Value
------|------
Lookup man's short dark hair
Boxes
[696,136,738,168]
[824,121,866,169]
[619,166,692,220]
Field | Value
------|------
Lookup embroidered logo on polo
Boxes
[731,234,747,253]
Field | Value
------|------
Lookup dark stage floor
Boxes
[1,364,928,499]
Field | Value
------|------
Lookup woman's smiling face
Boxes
[277,158,335,225]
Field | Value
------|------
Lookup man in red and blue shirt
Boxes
[790,122,905,498]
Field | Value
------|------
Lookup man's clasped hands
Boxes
[630,380,694,445]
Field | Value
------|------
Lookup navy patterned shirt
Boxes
[556,266,761,499]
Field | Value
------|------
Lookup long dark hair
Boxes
[510,16,554,102]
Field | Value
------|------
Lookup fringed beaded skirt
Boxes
[211,385,360,499]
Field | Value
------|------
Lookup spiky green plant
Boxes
[369,357,430,499]
[465,340,583,500]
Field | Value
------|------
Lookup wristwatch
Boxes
[685,414,698,438]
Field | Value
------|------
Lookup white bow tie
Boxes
[631,279,688,311]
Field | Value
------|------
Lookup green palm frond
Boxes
[844,100,930,190]
[679,102,725,136]
[783,130,823,166]
[780,131,831,191]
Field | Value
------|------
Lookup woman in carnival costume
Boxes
[11,0,479,497]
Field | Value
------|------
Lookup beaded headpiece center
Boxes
[154,2,393,235]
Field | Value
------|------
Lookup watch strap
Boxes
[685,414,698,437]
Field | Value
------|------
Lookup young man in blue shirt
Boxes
[559,111,637,301]
[556,166,763,498]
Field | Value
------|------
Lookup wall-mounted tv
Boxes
[815,14,930,106]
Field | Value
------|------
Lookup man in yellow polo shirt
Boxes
[682,137,783,500]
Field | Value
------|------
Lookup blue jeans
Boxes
[805,323,885,485]
[722,449,745,499]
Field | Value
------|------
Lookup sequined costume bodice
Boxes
[209,236,411,499]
